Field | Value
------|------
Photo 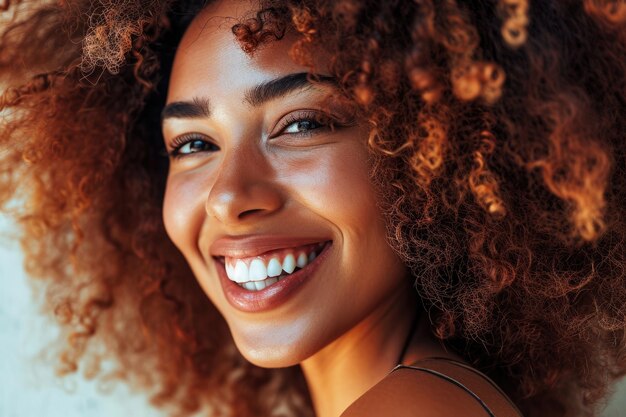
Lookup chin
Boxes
[224,310,329,368]
[236,341,304,368]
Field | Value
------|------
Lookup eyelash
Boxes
[167,133,219,159]
[166,111,334,159]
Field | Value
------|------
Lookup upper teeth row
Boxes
[225,248,320,283]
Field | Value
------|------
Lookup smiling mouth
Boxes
[216,241,332,291]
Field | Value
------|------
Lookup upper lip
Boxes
[210,235,331,258]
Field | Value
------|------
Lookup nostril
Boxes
[238,208,265,219]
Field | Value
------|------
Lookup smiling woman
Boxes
[1,1,625,417]
[161,12,417,409]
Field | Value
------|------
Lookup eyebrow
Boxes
[161,72,336,124]
[161,97,211,121]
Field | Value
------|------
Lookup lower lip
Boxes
[215,241,333,313]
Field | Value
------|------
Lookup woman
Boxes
[1,0,625,416]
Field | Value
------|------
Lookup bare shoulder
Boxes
[340,359,522,417]
[339,366,487,417]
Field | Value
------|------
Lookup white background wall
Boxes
[1,214,625,417]
[0,215,164,417]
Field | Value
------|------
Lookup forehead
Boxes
[167,0,304,103]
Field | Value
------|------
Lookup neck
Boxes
[299,283,422,417]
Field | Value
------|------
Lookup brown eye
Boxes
[169,134,219,158]
[283,119,323,134]
[272,110,334,139]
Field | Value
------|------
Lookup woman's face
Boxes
[162,0,409,367]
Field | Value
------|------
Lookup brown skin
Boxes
[163,1,475,416]
[341,312,523,416]
[342,367,514,417]
[339,311,522,417]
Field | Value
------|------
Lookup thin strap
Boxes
[391,362,496,417]
[395,308,420,365]
[411,357,523,416]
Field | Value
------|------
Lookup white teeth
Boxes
[234,260,249,283]
[248,259,268,281]
[267,257,282,277]
[224,241,329,288]
[225,262,235,278]
[237,276,280,291]
[296,252,308,268]
[282,254,296,274]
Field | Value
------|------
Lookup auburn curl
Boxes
[1,1,625,417]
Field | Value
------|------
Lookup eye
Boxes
[273,111,330,139]
[167,133,219,159]
[283,118,323,134]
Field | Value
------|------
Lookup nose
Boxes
[205,143,284,225]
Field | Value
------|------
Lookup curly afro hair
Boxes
[1,1,626,416]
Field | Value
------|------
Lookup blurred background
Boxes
[1,212,625,417]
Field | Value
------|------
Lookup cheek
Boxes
[280,140,399,282]
[304,142,405,292]
[162,172,205,253]
[280,142,377,230]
